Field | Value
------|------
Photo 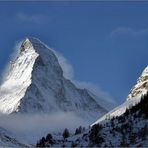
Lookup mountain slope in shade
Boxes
[0,37,108,121]
[54,93,148,147]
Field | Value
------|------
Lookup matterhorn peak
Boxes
[20,37,52,54]
[20,38,33,52]
[127,66,148,100]
[0,38,107,121]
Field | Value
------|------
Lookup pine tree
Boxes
[36,137,46,147]
[45,133,55,145]
[46,133,53,141]
[75,126,84,135]
[89,124,104,145]
[62,128,70,139]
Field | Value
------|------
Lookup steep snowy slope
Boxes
[92,66,148,125]
[92,95,141,125]
[0,37,107,120]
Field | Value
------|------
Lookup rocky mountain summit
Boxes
[127,66,148,100]
[0,37,108,121]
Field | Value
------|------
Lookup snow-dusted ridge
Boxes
[92,66,148,126]
[92,95,141,126]
[0,37,108,121]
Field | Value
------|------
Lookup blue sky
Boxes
[0,1,148,104]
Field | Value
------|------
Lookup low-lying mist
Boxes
[0,112,89,144]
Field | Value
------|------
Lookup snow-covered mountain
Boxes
[0,37,108,120]
[87,67,148,146]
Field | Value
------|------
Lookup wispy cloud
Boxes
[110,27,148,38]
[0,113,89,144]
[16,13,51,24]
[0,40,23,84]
[52,50,74,80]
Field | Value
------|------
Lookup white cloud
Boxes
[110,27,148,38]
[16,13,51,24]
[10,40,23,60]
